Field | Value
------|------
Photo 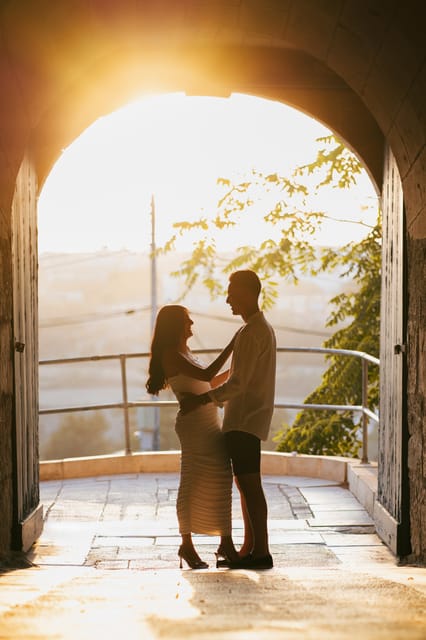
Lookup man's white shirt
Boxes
[208,311,276,441]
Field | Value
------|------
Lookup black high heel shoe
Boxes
[178,545,209,570]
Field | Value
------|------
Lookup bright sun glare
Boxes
[38,93,378,255]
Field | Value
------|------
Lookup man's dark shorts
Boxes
[224,430,261,476]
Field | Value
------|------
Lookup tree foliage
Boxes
[160,135,381,457]
[276,219,381,457]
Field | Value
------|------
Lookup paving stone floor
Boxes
[0,473,425,639]
[30,474,376,570]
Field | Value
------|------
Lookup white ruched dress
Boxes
[168,372,233,536]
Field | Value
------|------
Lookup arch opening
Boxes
[37,92,380,463]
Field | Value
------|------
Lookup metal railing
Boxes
[39,347,379,463]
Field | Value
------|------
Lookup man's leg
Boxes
[224,431,272,566]
[235,472,270,558]
[235,477,254,557]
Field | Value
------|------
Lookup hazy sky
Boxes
[38,92,378,255]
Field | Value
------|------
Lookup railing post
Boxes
[361,358,369,464]
[120,354,131,455]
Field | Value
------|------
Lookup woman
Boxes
[146,304,240,569]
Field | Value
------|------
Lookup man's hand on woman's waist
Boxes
[179,392,211,415]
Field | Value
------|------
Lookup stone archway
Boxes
[0,0,424,562]
[29,50,404,555]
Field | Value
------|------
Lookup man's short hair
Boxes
[229,270,261,297]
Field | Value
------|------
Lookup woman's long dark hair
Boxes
[146,305,188,395]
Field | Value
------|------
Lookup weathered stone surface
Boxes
[407,236,426,563]
[0,473,424,640]
[0,231,13,554]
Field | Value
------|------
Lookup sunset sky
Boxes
[38,92,378,255]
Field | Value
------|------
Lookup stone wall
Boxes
[0,206,14,553]
[407,237,426,563]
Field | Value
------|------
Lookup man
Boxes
[180,270,276,569]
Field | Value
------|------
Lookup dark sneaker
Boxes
[244,554,273,570]
[227,553,273,570]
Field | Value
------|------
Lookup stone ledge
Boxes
[40,451,181,481]
[347,460,378,518]
[18,503,44,553]
[261,451,350,483]
[373,499,398,555]
[40,450,362,486]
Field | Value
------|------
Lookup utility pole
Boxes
[150,194,158,335]
[150,194,160,451]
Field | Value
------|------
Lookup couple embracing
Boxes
[146,270,276,570]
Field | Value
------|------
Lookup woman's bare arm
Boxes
[163,333,238,381]
[210,369,230,388]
